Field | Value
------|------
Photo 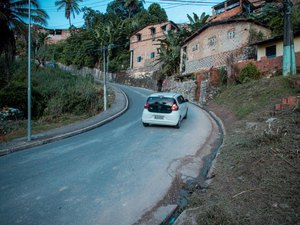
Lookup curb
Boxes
[189,101,225,180]
[0,84,129,157]
[163,101,225,225]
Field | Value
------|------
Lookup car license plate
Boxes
[154,115,164,120]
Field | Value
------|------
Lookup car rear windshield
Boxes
[147,97,175,113]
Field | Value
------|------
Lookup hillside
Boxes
[179,77,300,225]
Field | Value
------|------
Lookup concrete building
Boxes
[128,21,178,78]
[235,31,300,75]
[180,18,272,75]
[256,31,300,60]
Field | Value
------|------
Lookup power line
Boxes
[150,0,219,4]
[40,0,110,10]
[44,0,220,28]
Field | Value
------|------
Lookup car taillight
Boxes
[171,103,178,111]
[144,102,149,109]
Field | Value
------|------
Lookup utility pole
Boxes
[103,46,107,111]
[283,0,296,76]
[27,0,32,141]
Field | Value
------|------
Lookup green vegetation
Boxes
[215,77,299,119]
[239,62,261,83]
[55,0,83,27]
[44,0,169,73]
[0,0,48,84]
[0,59,109,140]
[249,2,300,36]
[187,12,209,33]
[0,60,103,119]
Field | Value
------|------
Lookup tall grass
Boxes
[0,59,103,120]
[215,77,299,119]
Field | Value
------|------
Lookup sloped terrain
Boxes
[187,77,300,225]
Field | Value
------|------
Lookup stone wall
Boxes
[57,63,115,81]
[162,77,198,102]
[115,72,158,91]
[184,49,242,74]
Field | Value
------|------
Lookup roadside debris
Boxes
[0,107,23,121]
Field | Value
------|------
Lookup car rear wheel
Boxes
[143,122,149,127]
[175,117,181,129]
[183,108,188,119]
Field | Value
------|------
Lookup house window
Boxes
[266,45,276,58]
[228,29,235,39]
[150,52,155,59]
[137,56,142,62]
[55,30,62,35]
[49,29,62,35]
[150,27,156,35]
[192,44,199,52]
[161,25,167,33]
[136,34,141,42]
[208,36,216,46]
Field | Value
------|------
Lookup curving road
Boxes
[0,84,214,225]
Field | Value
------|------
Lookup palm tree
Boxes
[156,31,181,77]
[55,0,83,27]
[0,0,48,81]
[187,12,209,32]
[32,31,50,66]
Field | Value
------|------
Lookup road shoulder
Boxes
[0,84,128,156]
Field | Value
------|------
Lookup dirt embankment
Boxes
[183,77,300,225]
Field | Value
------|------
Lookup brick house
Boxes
[179,18,272,76]
[33,26,71,44]
[129,21,178,78]
[209,0,258,22]
[45,29,71,44]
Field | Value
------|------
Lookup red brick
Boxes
[287,96,298,104]
[282,98,289,105]
[275,104,284,111]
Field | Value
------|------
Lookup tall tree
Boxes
[249,2,283,35]
[107,0,143,19]
[148,3,168,23]
[0,0,48,82]
[32,31,49,67]
[156,31,181,77]
[55,0,82,27]
[125,0,144,17]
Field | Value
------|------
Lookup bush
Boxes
[219,66,227,85]
[238,62,261,83]
[0,81,45,118]
[0,60,103,120]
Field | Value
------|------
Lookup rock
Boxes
[279,203,289,209]
[266,117,277,124]
[246,122,258,130]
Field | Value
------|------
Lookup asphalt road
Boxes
[0,84,213,225]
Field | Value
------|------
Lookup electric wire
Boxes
[42,0,222,28]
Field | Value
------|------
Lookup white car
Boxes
[142,92,188,128]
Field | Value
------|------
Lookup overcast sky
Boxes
[40,0,222,29]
